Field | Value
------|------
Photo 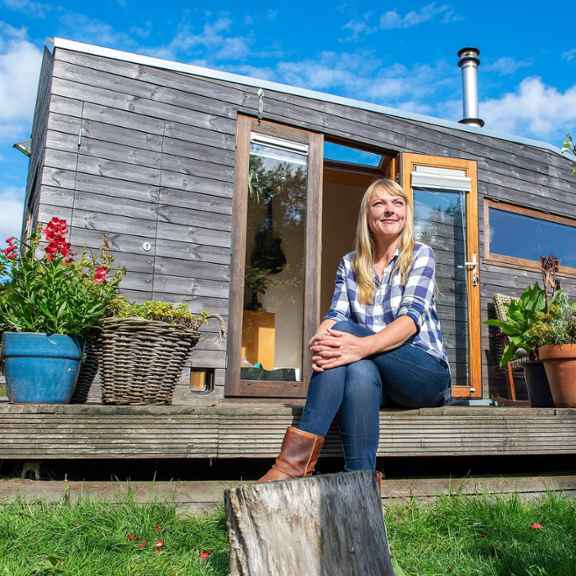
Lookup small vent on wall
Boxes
[190,368,215,394]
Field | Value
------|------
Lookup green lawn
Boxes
[0,494,574,575]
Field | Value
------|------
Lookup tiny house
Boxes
[4,38,576,463]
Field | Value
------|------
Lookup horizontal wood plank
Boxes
[0,404,575,459]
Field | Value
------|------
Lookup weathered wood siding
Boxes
[33,45,576,402]
[22,47,54,236]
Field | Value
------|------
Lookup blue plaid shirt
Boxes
[324,242,448,365]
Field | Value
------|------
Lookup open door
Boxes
[401,153,482,398]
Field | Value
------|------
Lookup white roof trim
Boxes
[49,37,562,157]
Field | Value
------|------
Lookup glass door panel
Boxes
[402,154,481,398]
[413,188,470,388]
[241,136,308,383]
[226,116,323,398]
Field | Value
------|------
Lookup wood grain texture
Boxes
[225,471,395,576]
[1,403,575,459]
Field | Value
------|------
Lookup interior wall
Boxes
[321,168,379,316]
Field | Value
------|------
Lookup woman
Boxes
[258,178,451,482]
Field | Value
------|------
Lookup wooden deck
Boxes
[1,401,576,460]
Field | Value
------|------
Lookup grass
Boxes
[0,494,574,575]
[386,494,576,576]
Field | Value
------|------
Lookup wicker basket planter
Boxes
[100,317,201,405]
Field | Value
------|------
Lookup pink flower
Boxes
[93,266,108,284]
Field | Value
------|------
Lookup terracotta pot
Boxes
[538,344,576,408]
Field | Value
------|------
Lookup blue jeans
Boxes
[297,320,451,471]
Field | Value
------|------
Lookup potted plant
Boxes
[0,218,123,403]
[486,283,554,406]
[100,299,224,405]
[526,291,576,407]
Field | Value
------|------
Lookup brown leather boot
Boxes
[257,426,325,483]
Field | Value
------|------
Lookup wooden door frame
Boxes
[226,115,324,398]
[401,153,482,398]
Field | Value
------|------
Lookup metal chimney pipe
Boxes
[458,47,484,127]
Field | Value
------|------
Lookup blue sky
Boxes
[1,0,576,241]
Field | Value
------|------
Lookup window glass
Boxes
[414,188,469,386]
[241,138,308,382]
[489,207,576,268]
[324,141,381,167]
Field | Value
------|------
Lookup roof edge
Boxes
[50,37,564,157]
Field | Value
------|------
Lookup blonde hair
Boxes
[352,178,414,305]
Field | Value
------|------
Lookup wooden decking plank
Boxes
[1,403,575,459]
[2,476,576,508]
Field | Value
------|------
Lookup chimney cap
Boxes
[458,47,480,67]
[458,47,480,57]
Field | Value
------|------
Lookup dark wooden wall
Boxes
[32,46,576,401]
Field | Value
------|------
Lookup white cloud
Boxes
[58,13,137,49]
[234,52,454,110]
[1,0,54,18]
[484,56,532,76]
[342,14,377,41]
[481,77,576,138]
[141,16,250,62]
[562,48,576,62]
[0,186,24,242]
[342,3,461,40]
[379,3,461,30]
[0,22,41,140]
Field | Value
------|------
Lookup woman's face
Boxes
[367,189,407,241]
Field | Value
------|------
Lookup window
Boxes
[485,200,576,273]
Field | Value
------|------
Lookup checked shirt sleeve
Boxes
[397,244,436,332]
[324,257,352,323]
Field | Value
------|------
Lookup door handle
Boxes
[458,254,478,287]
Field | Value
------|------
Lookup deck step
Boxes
[1,476,575,513]
[1,403,576,459]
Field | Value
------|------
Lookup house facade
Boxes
[22,38,576,405]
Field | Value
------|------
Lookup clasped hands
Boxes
[309,329,374,372]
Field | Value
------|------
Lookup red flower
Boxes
[2,244,17,260]
[199,550,212,560]
[154,524,162,534]
[154,539,165,553]
[93,266,108,284]
[530,522,543,530]
[137,540,147,551]
[44,234,71,261]
[126,533,138,541]
[44,218,67,241]
[6,236,16,245]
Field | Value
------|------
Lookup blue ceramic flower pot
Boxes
[2,333,82,403]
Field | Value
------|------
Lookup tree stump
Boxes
[224,471,396,576]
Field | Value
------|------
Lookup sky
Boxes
[1,0,576,242]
